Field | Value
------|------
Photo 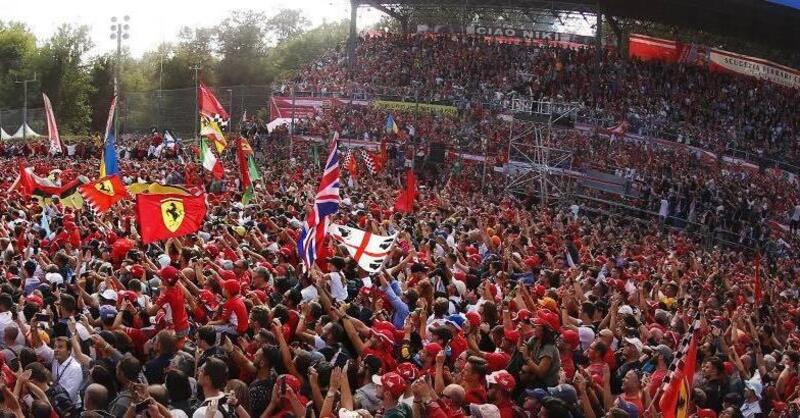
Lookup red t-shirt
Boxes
[648,368,669,399]
[155,287,189,333]
[561,351,576,380]
[495,399,514,418]
[122,326,159,358]
[220,295,249,335]
[464,386,487,404]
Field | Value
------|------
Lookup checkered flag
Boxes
[360,149,377,175]
[210,113,229,129]
[342,148,355,174]
[655,312,702,417]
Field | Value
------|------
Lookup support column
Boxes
[595,12,603,61]
[348,0,359,78]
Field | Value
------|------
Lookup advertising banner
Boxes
[416,24,594,46]
[628,34,679,62]
[373,100,458,116]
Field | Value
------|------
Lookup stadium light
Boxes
[110,15,131,140]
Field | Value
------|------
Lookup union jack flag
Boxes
[297,133,341,268]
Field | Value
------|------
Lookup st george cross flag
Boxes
[329,223,397,272]
[297,132,341,268]
[42,93,61,154]
[79,175,128,213]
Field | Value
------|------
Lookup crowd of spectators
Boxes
[286,33,800,168]
[0,133,795,418]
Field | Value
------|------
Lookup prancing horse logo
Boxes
[160,198,185,232]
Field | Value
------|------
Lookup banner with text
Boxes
[373,100,458,116]
[416,24,593,46]
[628,34,800,89]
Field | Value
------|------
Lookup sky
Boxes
[3,0,385,57]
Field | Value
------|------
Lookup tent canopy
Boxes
[0,128,10,140]
[10,124,41,139]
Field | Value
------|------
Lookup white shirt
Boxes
[36,347,84,406]
[300,285,319,303]
[327,271,348,303]
[192,394,230,418]
[740,400,761,418]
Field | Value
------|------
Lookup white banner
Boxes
[708,50,800,89]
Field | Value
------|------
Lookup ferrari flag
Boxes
[329,223,397,272]
[79,175,128,213]
[136,192,207,244]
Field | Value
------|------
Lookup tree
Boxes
[266,9,310,44]
[215,10,270,86]
[35,24,94,134]
[0,21,37,110]
[265,20,349,82]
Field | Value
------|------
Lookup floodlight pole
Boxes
[110,16,130,141]
[14,72,37,143]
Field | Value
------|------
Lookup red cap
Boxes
[250,289,267,304]
[396,363,420,382]
[130,264,145,278]
[560,329,580,348]
[278,374,301,393]
[524,256,539,268]
[465,311,482,327]
[503,329,520,344]
[118,290,138,304]
[453,271,466,282]
[534,284,546,298]
[205,244,220,257]
[696,409,717,418]
[533,309,561,331]
[465,247,478,256]
[373,372,407,398]
[513,309,533,323]
[486,370,516,392]
[424,342,442,357]
[25,295,44,307]
[723,361,734,376]
[158,266,180,286]
[199,290,219,309]
[223,279,241,296]
[220,270,237,281]
[371,328,395,346]
[279,246,293,258]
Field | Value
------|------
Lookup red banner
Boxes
[629,33,800,89]
[628,34,679,63]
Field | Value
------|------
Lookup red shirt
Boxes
[495,399,514,418]
[155,287,189,333]
[122,326,159,358]
[464,386,487,404]
[221,295,250,335]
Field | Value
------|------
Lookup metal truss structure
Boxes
[503,97,580,206]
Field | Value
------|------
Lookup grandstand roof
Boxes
[366,0,800,50]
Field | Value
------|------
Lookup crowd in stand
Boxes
[289,33,800,168]
[0,27,796,418]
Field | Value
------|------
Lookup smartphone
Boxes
[134,398,153,413]
[34,313,51,322]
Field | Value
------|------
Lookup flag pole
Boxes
[191,65,201,140]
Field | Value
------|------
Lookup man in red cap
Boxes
[372,371,410,417]
[486,370,517,418]
[559,329,580,380]
[207,279,249,338]
[146,266,189,337]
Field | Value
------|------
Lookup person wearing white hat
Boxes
[741,377,763,417]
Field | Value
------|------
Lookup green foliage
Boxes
[0,9,349,134]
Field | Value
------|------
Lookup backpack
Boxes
[47,383,78,418]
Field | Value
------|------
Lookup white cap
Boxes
[623,337,644,353]
[45,272,63,285]
[578,326,596,351]
[617,305,634,316]
[101,289,118,301]
[157,254,171,268]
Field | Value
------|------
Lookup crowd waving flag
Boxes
[79,175,128,213]
[136,192,207,244]
[42,93,61,154]
[394,169,417,213]
[657,313,701,418]
[199,137,224,180]
[198,82,229,152]
[385,114,399,134]
[329,223,397,272]
[100,95,119,177]
[11,163,86,199]
[237,136,261,204]
[297,133,341,268]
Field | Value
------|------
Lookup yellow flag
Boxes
[200,115,227,153]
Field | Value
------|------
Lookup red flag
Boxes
[13,162,84,199]
[79,175,128,213]
[198,82,229,121]
[394,170,417,213]
[136,192,207,244]
[659,333,698,418]
[754,252,763,303]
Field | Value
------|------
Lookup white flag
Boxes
[328,223,397,272]
[43,93,61,154]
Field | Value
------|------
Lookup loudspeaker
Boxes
[429,143,446,163]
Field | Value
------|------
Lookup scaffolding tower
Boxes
[503,97,581,206]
